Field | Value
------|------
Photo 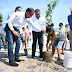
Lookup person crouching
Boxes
[46,26,65,62]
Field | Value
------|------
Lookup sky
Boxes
[0,0,72,28]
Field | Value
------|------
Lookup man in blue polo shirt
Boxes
[68,6,72,51]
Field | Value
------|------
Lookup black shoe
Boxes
[15,58,22,62]
[40,55,43,58]
[31,56,36,59]
[40,54,43,58]
[61,53,64,55]
[9,60,18,66]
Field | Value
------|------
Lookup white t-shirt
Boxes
[21,30,26,38]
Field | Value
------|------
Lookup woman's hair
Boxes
[46,26,53,32]
[22,27,25,30]
[65,24,69,27]
[51,23,54,27]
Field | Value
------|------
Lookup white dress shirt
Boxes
[8,12,15,19]
[29,15,46,32]
[6,12,42,31]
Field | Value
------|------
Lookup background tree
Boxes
[46,0,59,25]
[0,13,3,22]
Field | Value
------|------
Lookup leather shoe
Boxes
[15,58,22,62]
[31,56,36,59]
[40,55,43,58]
[9,60,18,66]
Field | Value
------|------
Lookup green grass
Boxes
[20,47,39,51]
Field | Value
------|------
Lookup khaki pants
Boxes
[70,30,72,51]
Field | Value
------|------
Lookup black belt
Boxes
[32,31,41,33]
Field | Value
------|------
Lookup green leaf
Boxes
[45,0,59,24]
[0,13,3,22]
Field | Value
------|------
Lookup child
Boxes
[59,23,67,54]
[21,27,27,48]
[26,26,29,47]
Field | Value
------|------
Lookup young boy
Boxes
[46,26,65,62]
[59,23,67,54]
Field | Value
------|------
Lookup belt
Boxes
[32,31,42,33]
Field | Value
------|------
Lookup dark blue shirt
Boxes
[68,14,72,30]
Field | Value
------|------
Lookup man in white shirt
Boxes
[7,6,22,47]
[31,9,46,58]
[8,6,22,19]
[6,8,44,66]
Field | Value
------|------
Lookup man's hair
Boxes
[15,6,22,10]
[26,8,34,13]
[46,26,53,32]
[35,9,40,13]
[59,23,63,26]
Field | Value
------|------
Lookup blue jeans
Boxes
[0,36,6,49]
[32,31,43,57]
[6,26,21,62]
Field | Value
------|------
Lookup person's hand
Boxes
[4,33,6,37]
[47,46,51,51]
[12,30,19,37]
[46,43,48,51]
[4,31,6,37]
[26,37,27,40]
[46,43,48,48]
[43,30,46,33]
[41,29,46,33]
[49,43,52,47]
[67,30,70,34]
[29,32,31,36]
[65,38,67,42]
